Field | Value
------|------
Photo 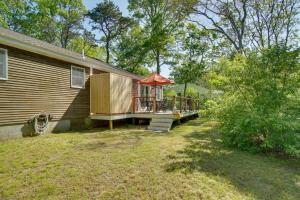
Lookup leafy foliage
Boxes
[128,0,196,73]
[210,46,300,157]
[87,0,133,63]
[0,0,32,30]
[192,0,300,53]
[114,25,151,75]
[67,30,106,60]
[171,24,208,96]
[0,0,86,47]
[164,89,177,98]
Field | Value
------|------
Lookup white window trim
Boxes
[71,65,85,89]
[0,48,8,80]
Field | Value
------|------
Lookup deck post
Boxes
[191,98,194,111]
[109,120,113,130]
[132,97,135,113]
[197,93,200,110]
[153,97,156,113]
[172,96,176,112]
[179,93,182,113]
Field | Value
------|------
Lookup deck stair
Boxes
[148,118,174,132]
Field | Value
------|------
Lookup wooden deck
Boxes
[90,111,198,131]
[90,110,198,121]
[90,95,200,130]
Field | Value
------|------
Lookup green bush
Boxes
[185,87,198,98]
[211,46,300,158]
[164,89,177,98]
[198,99,218,117]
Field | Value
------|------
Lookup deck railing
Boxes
[132,96,200,114]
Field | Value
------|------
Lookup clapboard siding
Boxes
[0,44,97,126]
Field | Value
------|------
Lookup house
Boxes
[0,28,199,140]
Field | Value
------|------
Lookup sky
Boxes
[83,0,171,77]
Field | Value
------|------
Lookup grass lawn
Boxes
[0,118,299,200]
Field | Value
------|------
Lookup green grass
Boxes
[0,119,299,199]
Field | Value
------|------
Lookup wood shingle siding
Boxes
[0,44,95,126]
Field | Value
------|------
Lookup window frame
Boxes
[71,65,85,89]
[0,48,8,80]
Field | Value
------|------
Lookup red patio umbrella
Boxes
[138,73,175,86]
[138,73,174,98]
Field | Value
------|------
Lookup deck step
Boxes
[147,126,170,132]
[151,118,173,123]
[148,125,171,130]
[149,122,172,128]
[148,118,174,132]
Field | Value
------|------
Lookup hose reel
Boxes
[28,112,51,135]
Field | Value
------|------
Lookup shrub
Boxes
[164,89,177,98]
[186,87,198,98]
[212,46,300,157]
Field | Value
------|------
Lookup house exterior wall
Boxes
[0,44,105,139]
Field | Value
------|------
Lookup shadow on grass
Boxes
[165,119,300,200]
[75,134,144,151]
[70,129,171,151]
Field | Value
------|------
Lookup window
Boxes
[71,66,85,88]
[140,85,149,97]
[0,48,8,80]
[156,86,161,100]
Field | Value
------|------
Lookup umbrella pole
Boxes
[154,82,157,113]
[155,82,156,99]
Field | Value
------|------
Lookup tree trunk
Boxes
[106,40,110,63]
[156,49,160,74]
[183,82,188,97]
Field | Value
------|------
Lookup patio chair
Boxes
[147,100,153,112]
[161,99,168,112]
[137,98,148,112]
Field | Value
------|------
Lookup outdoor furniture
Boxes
[137,73,174,113]
[155,100,167,112]
[137,98,148,112]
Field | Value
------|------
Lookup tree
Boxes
[192,0,300,53]
[31,0,86,47]
[87,0,133,63]
[192,0,248,53]
[171,24,208,97]
[128,0,196,74]
[67,30,106,60]
[0,0,32,31]
[114,25,152,75]
[0,0,87,48]
[248,0,299,49]
[57,0,86,48]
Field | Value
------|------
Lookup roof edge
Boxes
[0,28,143,80]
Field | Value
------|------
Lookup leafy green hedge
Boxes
[210,46,300,158]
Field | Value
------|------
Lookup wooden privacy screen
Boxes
[90,73,133,114]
